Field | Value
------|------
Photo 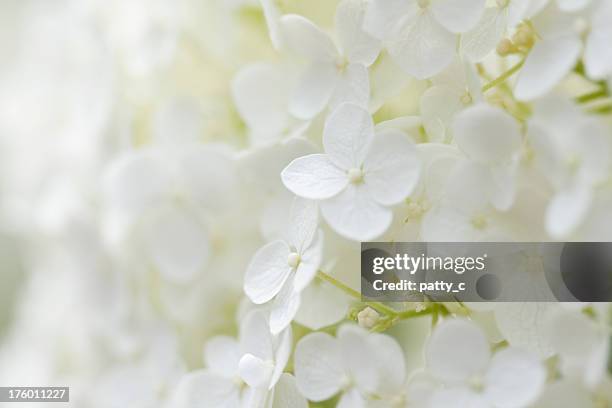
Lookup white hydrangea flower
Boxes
[453,103,523,211]
[282,103,421,241]
[169,310,296,408]
[280,0,381,119]
[515,0,612,100]
[460,0,531,62]
[527,96,611,238]
[294,324,407,406]
[244,198,323,334]
[420,59,483,142]
[363,0,486,79]
[426,319,546,408]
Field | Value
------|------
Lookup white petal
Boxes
[338,325,379,394]
[363,130,421,206]
[426,319,490,383]
[294,280,351,330]
[294,230,323,292]
[271,323,293,387]
[178,147,239,211]
[556,0,590,11]
[493,303,555,358]
[294,332,345,401]
[534,380,593,408]
[280,14,338,61]
[323,102,375,169]
[244,240,292,304]
[272,374,308,408]
[143,206,209,284]
[388,11,456,79]
[484,348,546,408]
[453,104,522,165]
[584,13,612,79]
[420,85,465,142]
[239,354,274,388]
[104,150,172,215]
[515,34,582,101]
[335,0,381,65]
[430,387,488,408]
[204,336,241,378]
[338,387,367,408]
[231,63,290,136]
[460,8,506,62]
[281,154,348,200]
[363,0,416,39]
[241,311,275,361]
[289,62,338,120]
[368,332,406,395]
[329,63,370,112]
[287,198,319,253]
[431,0,485,33]
[170,371,240,408]
[260,0,283,50]
[269,277,301,335]
[320,184,392,241]
[546,185,592,239]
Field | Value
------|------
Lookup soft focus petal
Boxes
[170,371,240,408]
[289,62,338,119]
[294,332,345,401]
[323,103,375,169]
[337,387,367,408]
[460,8,506,62]
[388,12,456,79]
[329,63,370,112]
[204,336,241,378]
[584,5,612,79]
[363,0,416,39]
[320,184,393,241]
[546,185,592,239]
[453,104,522,165]
[556,0,590,11]
[426,319,490,383]
[281,154,349,200]
[335,0,381,65]
[272,374,308,408]
[294,280,351,330]
[363,130,421,206]
[484,348,546,407]
[143,206,209,284]
[238,354,274,388]
[244,240,292,304]
[430,387,488,408]
[430,0,485,33]
[515,35,581,101]
[241,311,275,361]
[280,14,338,61]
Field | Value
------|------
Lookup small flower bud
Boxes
[496,38,514,56]
[357,307,380,329]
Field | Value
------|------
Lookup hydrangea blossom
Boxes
[244,198,323,334]
[280,0,381,119]
[282,103,421,240]
[425,319,546,408]
[363,0,486,78]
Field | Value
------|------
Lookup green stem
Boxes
[316,270,397,316]
[576,89,608,104]
[482,59,525,93]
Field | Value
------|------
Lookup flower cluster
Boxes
[0,0,611,407]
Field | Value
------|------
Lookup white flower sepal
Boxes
[282,103,421,241]
[426,319,546,408]
[244,198,323,334]
[363,0,486,79]
[280,0,381,120]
